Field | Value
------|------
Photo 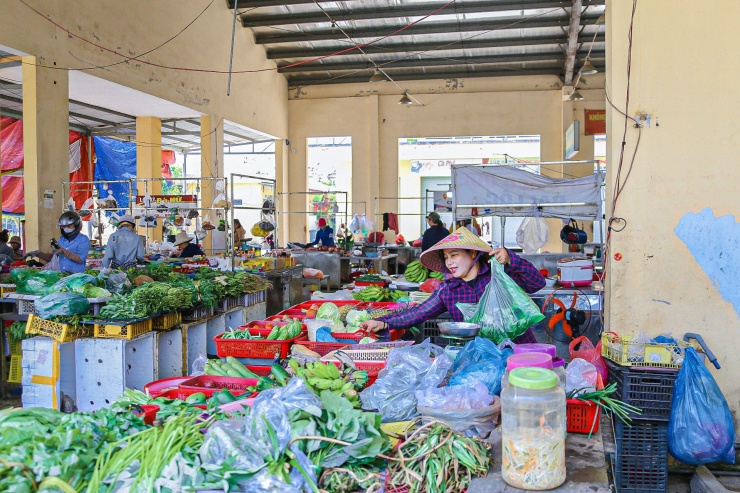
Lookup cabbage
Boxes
[50,273,97,294]
[316,302,341,322]
[81,285,112,299]
[346,310,372,327]
[328,319,345,332]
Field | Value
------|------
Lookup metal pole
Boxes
[500,217,505,248]
[227,0,238,96]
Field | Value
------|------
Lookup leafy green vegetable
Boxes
[316,303,341,322]
[82,284,112,299]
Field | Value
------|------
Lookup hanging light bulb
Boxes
[569,89,585,101]
[398,91,413,105]
[369,68,387,83]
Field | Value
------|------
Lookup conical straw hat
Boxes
[419,227,492,272]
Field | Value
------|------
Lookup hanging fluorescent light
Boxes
[369,68,387,83]
[398,91,413,105]
[569,89,585,101]
[579,58,598,76]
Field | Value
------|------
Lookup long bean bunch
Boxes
[569,382,642,427]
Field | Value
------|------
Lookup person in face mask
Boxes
[51,211,91,273]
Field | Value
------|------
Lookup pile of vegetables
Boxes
[98,282,193,320]
[7,321,30,344]
[353,286,405,302]
[568,382,642,431]
[288,359,368,407]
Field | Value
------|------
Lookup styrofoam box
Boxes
[21,336,76,410]
[75,333,157,412]
[183,321,207,374]
[244,302,267,322]
[206,314,226,357]
[156,327,183,380]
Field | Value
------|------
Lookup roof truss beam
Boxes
[278,49,604,73]
[563,0,583,85]
[242,0,571,28]
[267,33,604,59]
[254,13,602,44]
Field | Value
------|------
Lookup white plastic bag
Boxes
[565,358,598,397]
[350,214,361,234]
[191,354,207,376]
[516,208,548,254]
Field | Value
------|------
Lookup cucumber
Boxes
[224,367,243,378]
[207,362,227,376]
[226,357,257,378]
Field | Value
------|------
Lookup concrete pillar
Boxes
[274,139,289,245]
[200,115,224,254]
[287,139,308,242]
[136,116,163,242]
[21,56,69,251]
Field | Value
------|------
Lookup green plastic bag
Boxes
[11,269,64,295]
[456,262,544,343]
[35,292,90,319]
[50,273,97,294]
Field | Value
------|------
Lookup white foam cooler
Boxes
[557,257,594,287]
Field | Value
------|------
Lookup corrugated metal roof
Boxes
[231,0,605,87]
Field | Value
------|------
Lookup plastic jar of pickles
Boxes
[501,367,566,490]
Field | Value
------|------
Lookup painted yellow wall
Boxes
[0,0,288,138]
[606,1,740,425]
[288,76,603,248]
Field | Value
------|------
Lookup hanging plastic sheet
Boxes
[69,133,94,209]
[1,176,24,214]
[93,136,136,212]
[0,116,24,173]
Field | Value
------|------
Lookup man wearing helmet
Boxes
[102,215,145,270]
[52,211,91,273]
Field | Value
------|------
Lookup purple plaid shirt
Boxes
[378,250,545,343]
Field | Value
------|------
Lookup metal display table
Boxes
[264,266,306,316]
[349,254,399,276]
[289,251,350,290]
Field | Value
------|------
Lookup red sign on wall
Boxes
[584,109,606,135]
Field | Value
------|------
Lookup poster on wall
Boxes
[135,194,197,216]
[433,191,453,212]
[584,110,606,135]
[564,120,580,159]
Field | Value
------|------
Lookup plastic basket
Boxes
[293,300,362,310]
[420,316,451,340]
[177,375,258,399]
[152,312,182,331]
[355,280,387,287]
[566,399,601,434]
[276,308,307,317]
[381,420,415,446]
[182,306,215,322]
[25,314,93,343]
[244,365,272,377]
[9,339,21,356]
[267,313,307,322]
[294,338,348,356]
[613,419,668,493]
[213,328,299,359]
[216,295,242,313]
[94,318,153,340]
[143,376,192,398]
[320,349,389,385]
[601,331,689,369]
[606,360,677,421]
[132,405,160,425]
[0,284,16,296]
[17,298,37,315]
[7,355,21,383]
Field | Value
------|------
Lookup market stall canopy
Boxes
[452,164,604,220]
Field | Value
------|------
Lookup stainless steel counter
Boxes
[264,266,306,316]
[382,245,420,268]
[289,251,350,289]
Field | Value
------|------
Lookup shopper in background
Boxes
[362,227,545,342]
[9,236,23,260]
[102,215,145,270]
[421,212,450,251]
[52,211,91,274]
[173,231,206,258]
[0,230,14,257]
[233,219,247,243]
[307,217,335,247]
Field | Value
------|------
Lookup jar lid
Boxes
[508,367,559,390]
[513,343,556,358]
[552,356,565,368]
[507,352,553,371]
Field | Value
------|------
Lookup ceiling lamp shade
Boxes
[369,68,387,83]
[579,58,598,76]
[569,89,585,101]
[398,91,413,105]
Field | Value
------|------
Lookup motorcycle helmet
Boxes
[58,211,82,240]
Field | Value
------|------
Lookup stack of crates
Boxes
[605,353,679,492]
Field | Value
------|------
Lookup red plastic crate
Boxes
[293,300,362,310]
[213,327,300,359]
[294,337,350,356]
[267,313,306,322]
[566,398,601,434]
[355,280,388,287]
[143,376,192,397]
[275,308,307,317]
[245,365,272,377]
[325,359,385,387]
[177,375,258,399]
[154,389,207,409]
[136,405,160,425]
[239,320,308,333]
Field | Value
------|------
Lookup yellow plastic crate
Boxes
[9,340,21,356]
[25,314,93,343]
[601,332,690,369]
[381,421,415,446]
[0,284,16,296]
[7,355,21,383]
[152,312,182,331]
[94,318,153,340]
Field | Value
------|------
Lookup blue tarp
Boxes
[93,136,136,212]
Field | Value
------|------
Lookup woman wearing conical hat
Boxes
[361,227,546,343]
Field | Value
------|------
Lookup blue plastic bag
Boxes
[448,337,507,396]
[668,347,735,465]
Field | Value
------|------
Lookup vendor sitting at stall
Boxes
[421,212,449,251]
[174,231,206,258]
[307,218,334,248]
[9,236,23,260]
[102,215,145,270]
[52,211,91,274]
[361,227,546,341]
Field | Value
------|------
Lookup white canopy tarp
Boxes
[453,165,603,220]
